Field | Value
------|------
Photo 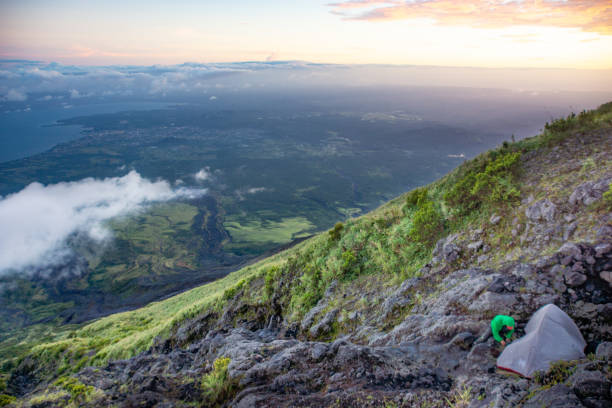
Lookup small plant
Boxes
[222,280,246,301]
[533,360,577,386]
[603,183,612,210]
[445,385,472,408]
[0,394,16,407]
[405,186,428,209]
[329,222,344,241]
[201,357,240,407]
[340,250,360,279]
[408,201,445,248]
[580,157,596,174]
[54,376,99,404]
[264,266,280,299]
[291,263,324,310]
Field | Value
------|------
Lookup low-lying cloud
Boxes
[0,60,324,103]
[0,171,206,276]
[194,167,212,182]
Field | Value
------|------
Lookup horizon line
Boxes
[1,58,612,71]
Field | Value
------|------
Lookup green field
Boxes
[224,215,315,254]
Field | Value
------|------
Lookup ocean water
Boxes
[0,102,170,163]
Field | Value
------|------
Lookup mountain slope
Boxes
[3,102,612,407]
[0,104,501,337]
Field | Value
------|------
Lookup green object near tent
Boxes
[491,315,515,342]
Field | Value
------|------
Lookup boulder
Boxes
[597,224,612,240]
[564,270,587,287]
[559,242,582,260]
[468,291,517,315]
[487,275,524,294]
[309,308,339,338]
[443,243,461,263]
[525,199,556,223]
[468,240,484,251]
[300,281,337,331]
[569,367,611,400]
[490,214,502,225]
[569,177,612,206]
[595,243,612,258]
[595,342,612,360]
[600,271,612,285]
[523,384,583,408]
[448,332,475,350]
[379,278,419,322]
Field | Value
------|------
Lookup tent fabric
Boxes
[496,304,586,378]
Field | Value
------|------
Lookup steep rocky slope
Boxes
[3,103,612,407]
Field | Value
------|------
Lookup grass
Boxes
[604,182,612,210]
[53,376,102,405]
[0,394,16,407]
[524,360,579,402]
[200,357,240,407]
[445,385,472,408]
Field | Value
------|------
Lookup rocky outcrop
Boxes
[525,198,557,223]
[13,241,606,407]
[569,177,612,207]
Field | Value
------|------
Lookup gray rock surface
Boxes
[523,384,583,408]
[596,342,612,360]
[525,198,557,223]
[569,176,612,206]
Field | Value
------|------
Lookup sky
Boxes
[1,0,612,68]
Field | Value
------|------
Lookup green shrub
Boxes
[532,360,577,386]
[341,250,360,279]
[297,265,324,307]
[544,112,577,133]
[408,201,445,247]
[201,357,240,407]
[0,394,16,407]
[328,222,344,241]
[445,385,472,408]
[444,150,521,215]
[54,376,98,404]
[264,266,280,300]
[405,187,428,208]
[603,183,612,210]
[222,280,246,301]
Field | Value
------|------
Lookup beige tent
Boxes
[496,304,586,378]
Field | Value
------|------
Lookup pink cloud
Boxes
[328,0,612,35]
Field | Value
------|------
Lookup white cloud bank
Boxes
[0,171,206,275]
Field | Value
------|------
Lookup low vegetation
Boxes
[53,376,101,405]
[532,360,578,387]
[0,394,16,407]
[443,149,521,217]
[201,357,240,407]
[523,360,579,402]
[445,385,473,408]
[604,182,612,210]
